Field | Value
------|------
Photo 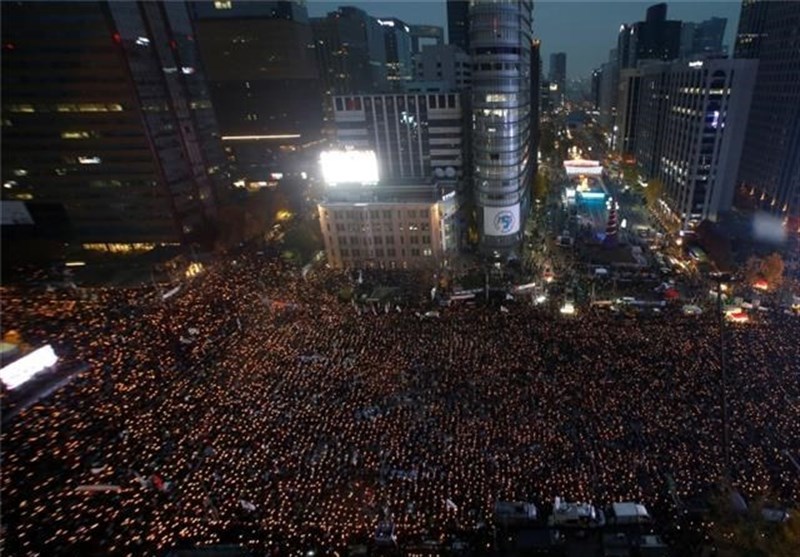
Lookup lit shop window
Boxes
[61,131,91,139]
[214,1,232,9]
[78,156,101,165]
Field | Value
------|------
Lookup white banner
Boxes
[483,204,520,236]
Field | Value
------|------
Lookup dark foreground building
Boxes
[1,1,228,253]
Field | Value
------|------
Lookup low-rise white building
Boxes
[318,184,458,270]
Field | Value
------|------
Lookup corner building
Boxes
[470,0,533,257]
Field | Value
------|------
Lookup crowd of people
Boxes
[1,250,799,555]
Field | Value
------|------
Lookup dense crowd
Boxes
[1,251,799,555]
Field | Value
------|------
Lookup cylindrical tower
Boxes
[470,0,533,258]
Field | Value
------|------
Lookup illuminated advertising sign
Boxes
[564,159,603,176]
[0,345,58,390]
[320,150,379,186]
[483,204,520,236]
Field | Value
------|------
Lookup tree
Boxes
[533,171,550,201]
[644,178,664,209]
[742,255,763,285]
[282,220,323,263]
[761,253,785,288]
[622,162,639,185]
[707,483,800,557]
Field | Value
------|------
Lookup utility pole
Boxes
[711,272,732,479]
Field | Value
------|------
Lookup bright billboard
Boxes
[483,204,520,236]
[0,345,58,390]
[320,150,379,186]
[564,159,602,176]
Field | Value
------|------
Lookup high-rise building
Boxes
[409,25,444,54]
[632,3,681,64]
[636,59,758,228]
[598,49,619,131]
[530,39,541,179]
[590,68,603,110]
[412,44,472,91]
[734,0,770,59]
[1,1,228,251]
[312,6,388,95]
[692,17,727,57]
[378,18,414,89]
[736,1,800,218]
[447,0,470,53]
[681,17,727,59]
[470,0,533,256]
[332,93,464,181]
[191,1,322,182]
[549,52,566,103]
[617,24,635,70]
[616,68,642,156]
[679,22,697,59]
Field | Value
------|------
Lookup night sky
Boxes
[306,1,742,80]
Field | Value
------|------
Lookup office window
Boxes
[428,95,436,108]
[335,98,343,111]
[448,94,456,108]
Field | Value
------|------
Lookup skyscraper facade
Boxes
[470,0,533,256]
[736,1,800,218]
[549,52,566,102]
[332,92,464,181]
[681,17,727,59]
[378,18,414,89]
[446,0,470,53]
[1,1,227,249]
[636,59,758,228]
[632,3,681,63]
[734,0,770,59]
[413,44,472,91]
[191,1,322,182]
[616,68,642,157]
[409,25,444,55]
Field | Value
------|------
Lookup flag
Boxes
[151,474,165,492]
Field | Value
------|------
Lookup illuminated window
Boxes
[13,169,27,176]
[58,103,123,113]
[214,1,232,9]
[8,104,35,113]
[78,156,101,164]
[486,94,507,103]
[61,131,91,139]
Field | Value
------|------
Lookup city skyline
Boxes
[307,1,742,79]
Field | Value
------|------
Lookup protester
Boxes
[1,252,798,554]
